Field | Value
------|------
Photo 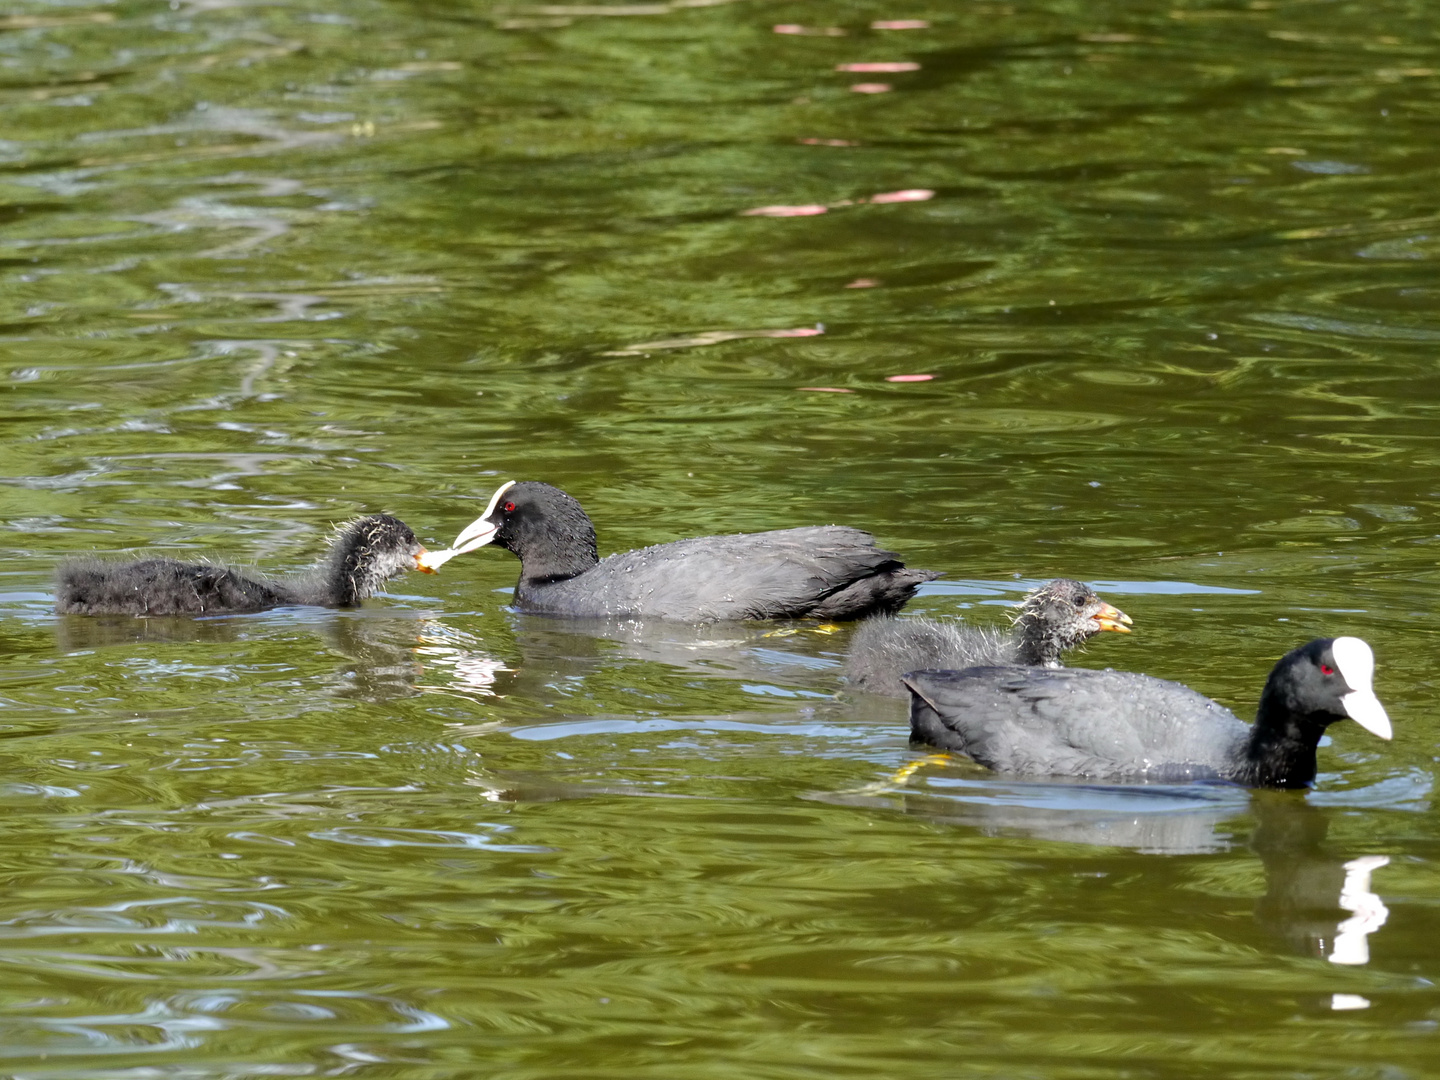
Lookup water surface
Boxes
[3,0,1440,1075]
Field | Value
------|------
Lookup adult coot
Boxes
[903,637,1391,789]
[56,514,431,616]
[846,579,1133,697]
[419,480,938,621]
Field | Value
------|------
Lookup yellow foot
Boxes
[841,753,958,796]
[763,623,842,638]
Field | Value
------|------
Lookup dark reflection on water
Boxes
[818,774,1249,854]
[1250,792,1387,969]
[822,778,1398,981]
[3,0,1440,1074]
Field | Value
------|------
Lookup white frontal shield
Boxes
[1332,636,1392,741]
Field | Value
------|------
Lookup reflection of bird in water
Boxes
[55,514,430,616]
[54,612,257,652]
[506,613,840,688]
[1249,793,1389,972]
[412,621,512,699]
[845,578,1132,697]
[422,480,939,620]
[904,637,1391,788]
[814,774,1243,854]
[53,604,516,707]
[317,614,430,702]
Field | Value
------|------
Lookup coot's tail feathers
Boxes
[55,557,295,616]
[901,670,955,748]
[808,567,940,620]
[848,615,1012,696]
[722,525,936,620]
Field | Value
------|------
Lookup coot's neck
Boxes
[1011,611,1062,666]
[1240,683,1330,789]
[508,511,599,588]
[319,516,409,606]
[328,532,375,606]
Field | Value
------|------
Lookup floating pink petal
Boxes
[850,82,892,93]
[799,137,859,146]
[742,204,830,217]
[798,387,854,393]
[845,278,881,288]
[871,19,930,30]
[837,61,920,72]
[868,188,935,203]
[886,373,935,382]
[773,24,845,36]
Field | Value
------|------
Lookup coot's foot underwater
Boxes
[420,480,939,621]
[56,514,431,616]
[903,637,1391,789]
[846,578,1132,697]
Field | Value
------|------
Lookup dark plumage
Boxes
[903,637,1392,789]
[423,480,939,621]
[846,578,1132,696]
[55,514,430,616]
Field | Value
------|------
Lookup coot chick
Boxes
[903,637,1391,789]
[846,578,1132,696]
[419,480,939,621]
[56,514,432,616]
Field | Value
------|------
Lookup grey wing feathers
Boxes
[904,667,1250,780]
[549,526,930,621]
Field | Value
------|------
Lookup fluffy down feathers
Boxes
[55,514,424,616]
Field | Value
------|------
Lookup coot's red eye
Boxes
[504,501,516,513]
[1321,663,1334,675]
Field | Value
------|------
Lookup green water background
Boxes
[2,0,1440,1075]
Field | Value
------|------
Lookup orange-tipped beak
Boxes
[1095,602,1133,633]
[414,549,437,574]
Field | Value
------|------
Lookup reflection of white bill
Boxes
[1330,854,1390,966]
[414,648,510,696]
[452,656,510,690]
[411,622,511,698]
[1331,993,1371,1011]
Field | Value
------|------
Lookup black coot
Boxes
[56,514,431,616]
[420,481,938,621]
[903,637,1391,789]
[846,578,1132,696]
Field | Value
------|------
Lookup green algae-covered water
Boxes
[3,1,1440,1075]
